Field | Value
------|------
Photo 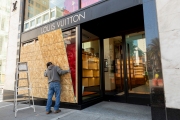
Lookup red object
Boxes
[66,43,76,96]
[152,79,163,87]
[63,9,70,16]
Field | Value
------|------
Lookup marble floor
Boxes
[116,83,150,96]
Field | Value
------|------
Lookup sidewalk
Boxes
[0,101,151,120]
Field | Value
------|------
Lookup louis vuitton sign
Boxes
[41,12,85,34]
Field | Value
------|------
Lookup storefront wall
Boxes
[143,0,166,120]
[19,29,77,103]
[23,0,103,32]
[21,0,141,42]
[21,0,143,105]
[155,0,180,119]
[18,0,177,119]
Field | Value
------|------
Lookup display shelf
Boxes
[115,58,146,86]
[82,51,100,87]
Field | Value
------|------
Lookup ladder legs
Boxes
[13,81,15,112]
[14,62,36,117]
[31,86,36,112]
[14,78,17,117]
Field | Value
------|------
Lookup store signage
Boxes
[12,1,17,12]
[41,12,86,34]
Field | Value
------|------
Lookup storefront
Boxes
[19,0,166,119]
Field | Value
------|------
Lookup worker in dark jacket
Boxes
[44,62,70,114]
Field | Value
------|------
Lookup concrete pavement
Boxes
[0,101,151,120]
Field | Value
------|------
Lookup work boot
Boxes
[46,110,52,114]
[54,109,61,113]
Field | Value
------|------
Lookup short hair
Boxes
[46,62,52,68]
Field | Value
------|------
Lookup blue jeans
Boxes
[46,82,61,112]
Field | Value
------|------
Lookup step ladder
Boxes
[13,62,35,117]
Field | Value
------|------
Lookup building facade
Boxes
[3,0,180,120]
[0,0,11,85]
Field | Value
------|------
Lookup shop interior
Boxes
[81,4,150,104]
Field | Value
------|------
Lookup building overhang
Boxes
[21,0,142,43]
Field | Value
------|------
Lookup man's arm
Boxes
[44,70,48,77]
[56,66,70,75]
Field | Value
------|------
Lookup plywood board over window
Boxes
[19,29,76,103]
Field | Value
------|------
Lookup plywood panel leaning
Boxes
[19,29,76,103]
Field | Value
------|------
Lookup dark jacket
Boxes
[44,65,69,83]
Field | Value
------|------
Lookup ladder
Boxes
[13,62,35,117]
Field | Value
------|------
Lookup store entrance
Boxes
[81,5,150,105]
[103,36,125,101]
[103,32,150,105]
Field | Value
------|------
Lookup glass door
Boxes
[125,32,150,96]
[104,36,126,101]
[103,32,150,104]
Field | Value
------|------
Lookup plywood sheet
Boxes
[19,29,76,103]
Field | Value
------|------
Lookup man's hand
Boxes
[44,70,48,77]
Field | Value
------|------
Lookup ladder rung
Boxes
[17,93,28,96]
[17,87,30,90]
[14,62,36,117]
[17,78,28,80]
[16,106,34,111]
[17,100,30,104]
[18,71,28,73]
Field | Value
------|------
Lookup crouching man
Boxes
[44,62,70,114]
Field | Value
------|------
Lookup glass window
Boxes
[24,0,79,31]
[25,23,29,29]
[37,17,41,24]
[62,28,77,98]
[44,14,49,21]
[51,11,55,18]
[28,12,33,18]
[82,29,101,102]
[28,6,33,13]
[81,0,101,8]
[30,20,35,27]
[103,36,125,96]
[126,32,150,94]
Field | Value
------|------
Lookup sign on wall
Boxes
[40,12,85,34]
[12,1,17,12]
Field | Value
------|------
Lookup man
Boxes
[44,62,70,114]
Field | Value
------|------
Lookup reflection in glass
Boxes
[24,0,79,31]
[81,0,101,8]
[63,29,76,96]
[126,32,150,94]
[104,36,125,96]
[30,20,35,28]
[82,29,100,102]
[25,23,29,29]
[37,17,41,25]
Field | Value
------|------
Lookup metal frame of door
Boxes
[122,34,129,102]
[103,33,150,105]
[102,34,129,102]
